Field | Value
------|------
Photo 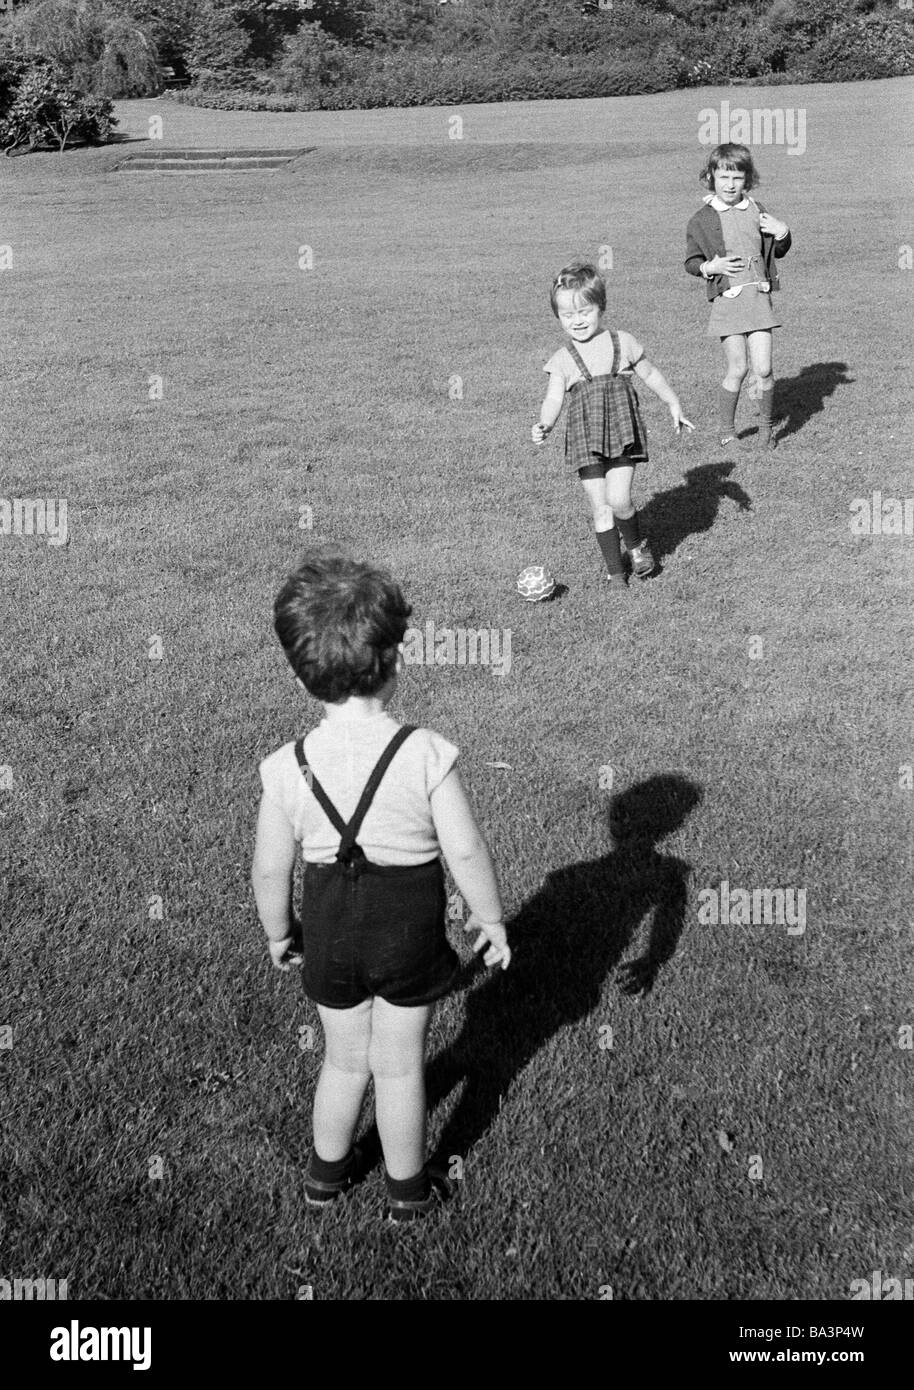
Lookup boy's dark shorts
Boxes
[300,858,459,1009]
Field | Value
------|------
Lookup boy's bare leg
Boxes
[369,998,433,1179]
[314,999,372,1161]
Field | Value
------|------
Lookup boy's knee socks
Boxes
[757,383,775,424]
[309,1148,355,1183]
[386,1165,430,1203]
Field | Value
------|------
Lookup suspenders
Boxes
[293,726,417,877]
[566,330,620,384]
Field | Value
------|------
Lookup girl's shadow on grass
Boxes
[642,464,751,567]
[766,361,853,445]
[422,773,703,1166]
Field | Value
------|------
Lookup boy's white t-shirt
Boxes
[544,328,645,390]
[258,712,458,867]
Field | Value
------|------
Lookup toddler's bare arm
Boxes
[431,769,510,968]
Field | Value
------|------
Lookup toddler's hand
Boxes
[268,921,303,972]
[531,422,550,445]
[465,915,511,970]
[670,405,694,435]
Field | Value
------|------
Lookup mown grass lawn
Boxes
[1,79,912,1300]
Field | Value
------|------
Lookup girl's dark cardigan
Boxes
[685,201,792,301]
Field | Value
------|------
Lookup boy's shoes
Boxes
[304,1143,369,1207]
[758,427,777,450]
[387,1167,456,1224]
[629,542,656,578]
[605,570,630,591]
[718,433,746,452]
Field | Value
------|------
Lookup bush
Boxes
[184,1,251,83]
[0,63,116,152]
[804,12,914,81]
[2,0,160,97]
[274,22,349,94]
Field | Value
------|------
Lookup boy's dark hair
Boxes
[550,260,607,317]
[700,143,760,192]
[273,552,412,704]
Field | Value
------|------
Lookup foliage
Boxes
[802,9,914,82]
[0,62,116,151]
[1,0,160,98]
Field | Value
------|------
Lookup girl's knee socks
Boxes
[596,526,624,575]
[718,384,741,435]
[616,513,643,553]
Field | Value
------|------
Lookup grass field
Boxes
[1,78,913,1301]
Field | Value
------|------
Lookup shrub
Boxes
[0,63,116,152]
[184,6,250,84]
[804,12,914,81]
[2,0,160,98]
[274,22,350,94]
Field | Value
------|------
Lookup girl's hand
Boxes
[708,253,745,277]
[670,404,695,435]
[531,422,550,445]
[758,212,788,240]
[465,915,511,970]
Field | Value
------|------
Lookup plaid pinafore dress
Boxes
[563,331,649,470]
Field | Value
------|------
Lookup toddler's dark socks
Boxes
[718,385,740,435]
[386,1166,431,1204]
[308,1148,355,1184]
[757,384,775,424]
[596,526,624,575]
[616,513,643,553]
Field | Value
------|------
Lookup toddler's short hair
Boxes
[273,551,412,704]
[700,143,760,192]
[550,261,606,317]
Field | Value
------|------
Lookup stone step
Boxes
[114,147,311,172]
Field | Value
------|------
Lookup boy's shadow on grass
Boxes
[419,773,703,1166]
[642,464,751,568]
[765,361,853,445]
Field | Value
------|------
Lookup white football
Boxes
[516,565,556,602]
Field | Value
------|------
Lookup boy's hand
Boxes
[670,404,694,434]
[465,915,511,970]
[758,212,788,240]
[531,422,550,445]
[268,921,303,971]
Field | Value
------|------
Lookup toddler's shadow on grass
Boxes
[768,361,854,445]
[421,772,703,1165]
[642,463,752,567]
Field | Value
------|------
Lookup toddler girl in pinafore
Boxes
[685,143,792,450]
[532,261,693,590]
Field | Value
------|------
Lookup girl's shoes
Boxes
[629,542,656,578]
[304,1143,369,1207]
[758,427,777,450]
[718,433,746,451]
[387,1168,456,1224]
[605,570,630,591]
